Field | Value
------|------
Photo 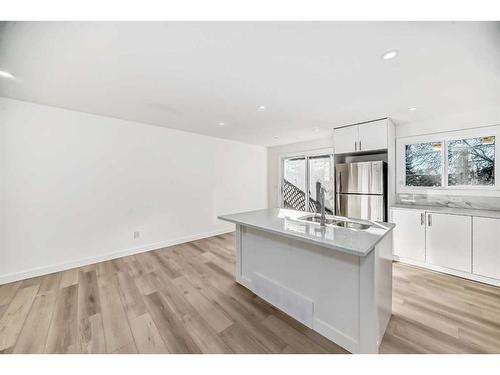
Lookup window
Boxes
[281,153,333,213]
[405,142,442,187]
[401,132,497,190]
[447,136,495,186]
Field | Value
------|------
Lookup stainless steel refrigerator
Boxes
[335,161,387,222]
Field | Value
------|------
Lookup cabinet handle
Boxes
[359,140,361,151]
[427,214,432,227]
[354,141,357,151]
[420,213,424,226]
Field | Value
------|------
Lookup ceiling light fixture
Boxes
[218,122,225,127]
[408,107,417,111]
[382,49,399,60]
[258,105,266,111]
[0,70,15,79]
[273,136,279,140]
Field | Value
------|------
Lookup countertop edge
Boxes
[391,204,500,219]
[218,215,393,257]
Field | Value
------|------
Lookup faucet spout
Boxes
[319,186,326,227]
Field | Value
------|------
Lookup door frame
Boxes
[278,147,334,211]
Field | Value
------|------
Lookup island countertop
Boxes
[218,208,395,257]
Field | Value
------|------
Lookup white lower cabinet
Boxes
[473,217,500,279]
[425,213,472,273]
[390,208,493,283]
[392,209,426,261]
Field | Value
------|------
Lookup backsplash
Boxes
[396,193,500,211]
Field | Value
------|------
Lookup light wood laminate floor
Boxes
[1,232,499,354]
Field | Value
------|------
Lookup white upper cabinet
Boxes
[426,213,472,273]
[334,125,359,154]
[358,119,388,151]
[473,217,500,280]
[391,208,426,262]
[334,119,388,154]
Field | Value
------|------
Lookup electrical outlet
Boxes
[134,231,140,239]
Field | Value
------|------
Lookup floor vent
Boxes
[252,272,314,327]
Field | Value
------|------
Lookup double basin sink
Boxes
[296,214,372,230]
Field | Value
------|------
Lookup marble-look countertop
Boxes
[218,208,395,257]
[391,204,500,219]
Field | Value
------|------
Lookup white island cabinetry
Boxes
[219,208,395,354]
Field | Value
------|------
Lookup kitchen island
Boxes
[218,208,395,354]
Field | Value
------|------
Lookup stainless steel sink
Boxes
[334,221,371,230]
[298,215,337,225]
[297,214,371,230]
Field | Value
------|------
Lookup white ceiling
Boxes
[1,21,499,146]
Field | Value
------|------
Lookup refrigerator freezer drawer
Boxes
[335,194,385,222]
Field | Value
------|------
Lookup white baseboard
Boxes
[0,229,234,285]
[393,256,500,288]
[313,317,358,354]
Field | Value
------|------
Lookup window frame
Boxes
[397,126,500,194]
[404,140,445,188]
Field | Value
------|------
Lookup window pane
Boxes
[447,136,495,186]
[283,157,306,211]
[308,156,334,214]
[405,142,442,187]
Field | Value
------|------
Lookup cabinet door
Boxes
[391,209,426,261]
[426,213,471,272]
[473,217,500,279]
[358,119,387,151]
[334,126,358,154]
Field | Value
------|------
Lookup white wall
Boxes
[0,98,267,284]
[395,105,500,139]
[267,137,334,208]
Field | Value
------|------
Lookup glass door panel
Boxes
[283,157,307,211]
[308,155,334,214]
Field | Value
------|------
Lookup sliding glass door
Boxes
[283,157,307,211]
[281,153,333,213]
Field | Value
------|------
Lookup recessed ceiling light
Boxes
[273,136,279,140]
[258,105,266,111]
[0,70,15,79]
[408,107,417,111]
[314,127,320,132]
[218,122,225,127]
[382,49,399,60]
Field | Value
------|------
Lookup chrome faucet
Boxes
[319,186,326,227]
